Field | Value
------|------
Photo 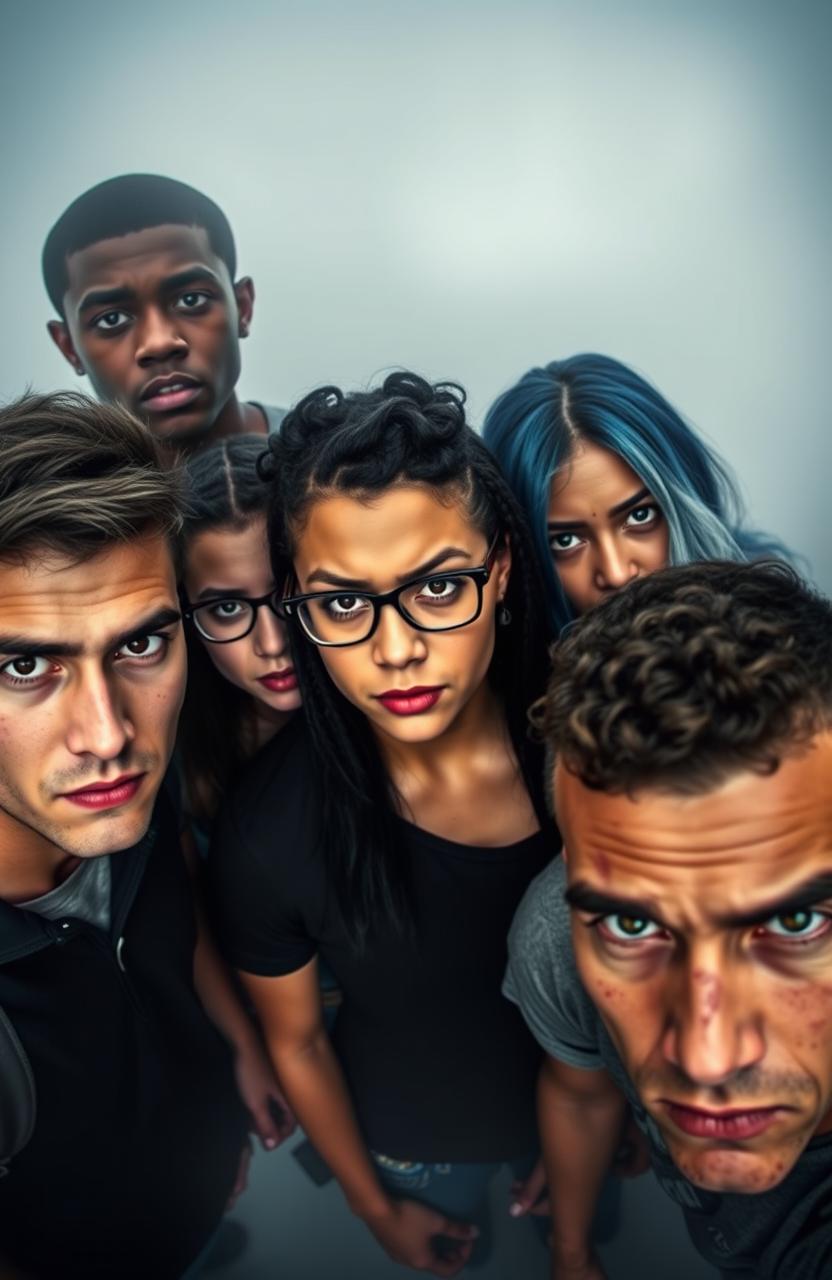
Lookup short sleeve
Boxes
[502,859,605,1071]
[207,725,320,977]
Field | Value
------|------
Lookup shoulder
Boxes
[247,401,286,434]
[507,855,570,964]
[504,856,606,1069]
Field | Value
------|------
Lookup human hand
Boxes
[233,1041,297,1150]
[364,1197,479,1277]
[509,1156,550,1217]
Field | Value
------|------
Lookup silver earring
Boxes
[498,604,512,626]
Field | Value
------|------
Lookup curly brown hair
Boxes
[533,561,832,794]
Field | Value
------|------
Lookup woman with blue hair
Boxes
[483,353,785,633]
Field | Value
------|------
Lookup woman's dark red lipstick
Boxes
[60,773,146,810]
[257,669,298,693]
[375,686,446,716]
[662,1101,788,1141]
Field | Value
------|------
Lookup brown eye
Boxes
[115,634,166,661]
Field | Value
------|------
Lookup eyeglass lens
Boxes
[299,574,480,644]
[192,599,256,641]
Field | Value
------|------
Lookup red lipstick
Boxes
[662,1102,786,1141]
[257,669,298,693]
[375,686,445,716]
[60,773,145,811]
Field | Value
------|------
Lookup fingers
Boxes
[429,1240,474,1277]
[509,1160,548,1217]
[436,1218,479,1242]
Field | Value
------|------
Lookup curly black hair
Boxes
[260,371,553,946]
[534,560,832,794]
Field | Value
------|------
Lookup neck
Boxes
[374,678,508,788]
[176,394,267,455]
[0,811,79,903]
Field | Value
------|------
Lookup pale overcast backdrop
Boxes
[1,0,829,589]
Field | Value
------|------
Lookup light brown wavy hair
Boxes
[533,560,832,795]
[0,391,183,564]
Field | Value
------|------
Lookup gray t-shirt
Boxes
[21,856,111,931]
[503,857,832,1278]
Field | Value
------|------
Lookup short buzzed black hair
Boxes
[42,174,237,316]
[534,560,832,794]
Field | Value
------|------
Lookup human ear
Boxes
[495,533,512,603]
[234,277,255,338]
[47,320,85,375]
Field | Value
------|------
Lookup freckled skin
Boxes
[557,735,832,1195]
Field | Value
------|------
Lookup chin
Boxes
[667,1135,800,1195]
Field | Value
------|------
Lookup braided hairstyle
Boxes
[260,371,553,947]
[178,434,274,822]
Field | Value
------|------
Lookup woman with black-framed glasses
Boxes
[178,434,302,832]
[210,373,558,1274]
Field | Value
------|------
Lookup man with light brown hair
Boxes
[0,392,286,1279]
[504,561,832,1279]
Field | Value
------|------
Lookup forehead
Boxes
[555,736,832,919]
[549,441,645,516]
[295,488,481,582]
[0,537,177,648]
[63,223,230,306]
[184,518,269,588]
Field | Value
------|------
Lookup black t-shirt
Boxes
[210,718,551,1162]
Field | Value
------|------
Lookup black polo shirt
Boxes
[0,795,248,1280]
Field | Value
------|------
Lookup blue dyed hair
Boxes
[483,353,787,634]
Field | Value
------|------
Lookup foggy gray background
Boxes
[0,5,828,1278]
[0,0,829,591]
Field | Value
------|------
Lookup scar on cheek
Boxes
[693,969,721,1026]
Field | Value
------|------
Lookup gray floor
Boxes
[214,1136,719,1280]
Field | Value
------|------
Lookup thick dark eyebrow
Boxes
[77,266,222,314]
[193,586,255,603]
[306,546,474,590]
[564,881,668,927]
[547,487,653,532]
[564,872,832,931]
[716,873,832,928]
[0,607,181,661]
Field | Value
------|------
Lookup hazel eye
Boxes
[758,909,830,942]
[599,914,665,943]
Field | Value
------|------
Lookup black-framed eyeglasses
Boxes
[281,533,501,648]
[184,591,287,644]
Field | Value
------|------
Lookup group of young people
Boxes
[0,174,828,1280]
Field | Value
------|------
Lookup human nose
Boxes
[371,601,427,668]
[135,306,188,366]
[65,668,134,761]
[252,603,290,659]
[593,535,637,592]
[662,952,765,1088]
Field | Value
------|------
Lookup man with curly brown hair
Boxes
[504,561,832,1280]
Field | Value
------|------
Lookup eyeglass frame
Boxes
[183,590,288,644]
[280,532,503,648]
